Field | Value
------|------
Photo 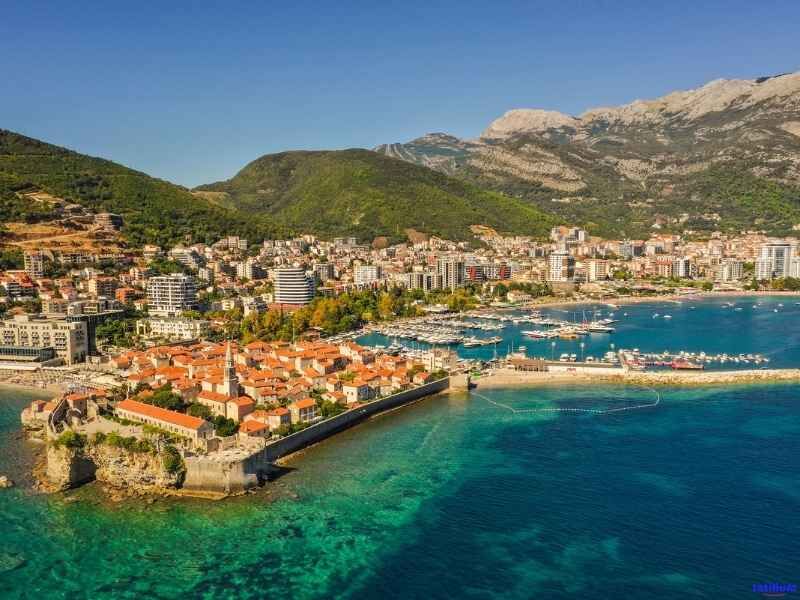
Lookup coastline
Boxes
[518,289,800,312]
[0,379,63,396]
[474,367,800,389]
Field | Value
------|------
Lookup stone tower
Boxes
[222,341,239,399]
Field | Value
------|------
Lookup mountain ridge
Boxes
[374,71,800,237]
[194,148,558,243]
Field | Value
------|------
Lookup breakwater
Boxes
[477,367,800,389]
[182,377,454,496]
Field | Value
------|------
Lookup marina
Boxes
[358,295,800,371]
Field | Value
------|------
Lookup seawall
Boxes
[476,367,800,389]
[182,377,451,496]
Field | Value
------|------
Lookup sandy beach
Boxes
[474,367,800,389]
[0,377,63,396]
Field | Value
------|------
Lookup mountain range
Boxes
[375,71,800,238]
[2,71,800,248]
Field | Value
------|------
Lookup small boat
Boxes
[663,315,672,319]
[671,359,704,370]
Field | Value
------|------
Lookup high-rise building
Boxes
[436,257,465,290]
[547,251,575,282]
[672,257,695,279]
[587,259,608,282]
[755,241,794,280]
[716,259,744,282]
[407,271,442,291]
[354,265,382,285]
[314,263,335,282]
[273,267,315,305]
[146,274,198,316]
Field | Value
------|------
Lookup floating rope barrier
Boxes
[471,387,661,415]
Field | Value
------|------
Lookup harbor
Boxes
[357,295,800,372]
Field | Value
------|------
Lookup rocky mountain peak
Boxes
[481,109,580,139]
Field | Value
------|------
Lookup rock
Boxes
[0,475,14,489]
[0,552,26,573]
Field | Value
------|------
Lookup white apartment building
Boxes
[436,257,465,290]
[716,259,744,282]
[0,314,88,365]
[146,274,198,316]
[672,257,695,279]
[547,250,575,282]
[273,267,315,305]
[354,264,382,285]
[755,241,794,280]
[136,317,210,341]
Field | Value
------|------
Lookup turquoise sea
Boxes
[1,297,799,599]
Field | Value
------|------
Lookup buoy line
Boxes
[470,387,661,415]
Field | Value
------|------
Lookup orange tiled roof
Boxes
[239,420,268,434]
[293,397,317,410]
[116,399,206,431]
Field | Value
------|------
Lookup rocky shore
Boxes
[40,443,183,499]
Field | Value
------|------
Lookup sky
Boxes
[2,1,799,187]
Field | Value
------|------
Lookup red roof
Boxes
[239,420,268,434]
[294,398,317,410]
[116,399,206,431]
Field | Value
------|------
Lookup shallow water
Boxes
[1,379,799,598]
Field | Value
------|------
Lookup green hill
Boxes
[0,129,283,247]
[195,149,557,243]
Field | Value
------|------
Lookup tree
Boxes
[187,403,212,419]
[144,384,183,411]
[161,445,184,474]
[212,415,239,437]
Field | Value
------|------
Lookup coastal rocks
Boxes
[90,445,181,493]
[0,475,14,488]
[46,446,96,491]
[43,443,181,495]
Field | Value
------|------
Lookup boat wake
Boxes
[470,387,661,416]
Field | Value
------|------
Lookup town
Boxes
[4,213,800,494]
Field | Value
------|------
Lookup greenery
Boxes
[492,281,550,300]
[141,384,184,411]
[195,149,557,243]
[0,129,284,247]
[769,277,800,291]
[187,403,213,419]
[212,415,239,437]
[239,288,421,342]
[161,445,184,474]
[95,308,142,348]
[53,430,87,450]
[100,431,155,453]
[0,248,23,269]
[149,257,191,275]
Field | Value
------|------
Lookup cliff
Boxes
[44,443,183,495]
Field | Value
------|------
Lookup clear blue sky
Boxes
[2,1,799,187]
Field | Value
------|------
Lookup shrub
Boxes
[161,445,184,474]
[53,430,87,450]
